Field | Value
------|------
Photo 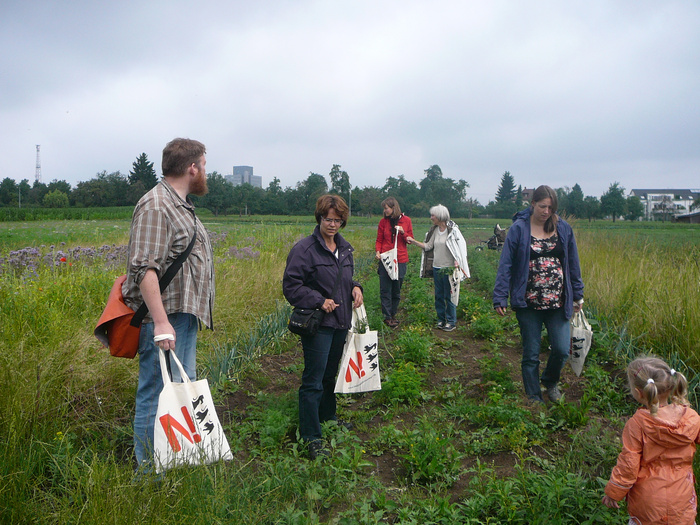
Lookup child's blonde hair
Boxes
[627,356,689,415]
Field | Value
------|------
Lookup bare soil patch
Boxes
[222,310,593,498]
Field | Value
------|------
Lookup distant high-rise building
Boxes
[226,165,262,188]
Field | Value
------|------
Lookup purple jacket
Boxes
[283,226,361,330]
[493,208,584,319]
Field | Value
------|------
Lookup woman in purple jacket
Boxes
[493,185,584,404]
[283,194,363,459]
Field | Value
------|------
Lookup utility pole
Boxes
[35,145,42,183]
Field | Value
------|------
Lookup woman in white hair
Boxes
[407,204,469,332]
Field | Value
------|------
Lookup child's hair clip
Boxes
[647,378,655,384]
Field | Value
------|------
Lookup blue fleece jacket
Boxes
[493,208,584,319]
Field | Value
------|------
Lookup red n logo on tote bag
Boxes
[159,406,202,452]
[335,305,382,394]
[345,351,367,382]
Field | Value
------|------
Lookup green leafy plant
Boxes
[469,314,503,341]
[400,418,463,486]
[549,394,592,429]
[247,392,297,450]
[479,353,516,392]
[378,362,425,406]
[393,326,432,366]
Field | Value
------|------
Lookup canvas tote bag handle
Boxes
[572,310,591,331]
[158,347,192,387]
[352,304,370,334]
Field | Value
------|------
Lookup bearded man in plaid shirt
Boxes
[123,138,215,472]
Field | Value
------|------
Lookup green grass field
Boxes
[0,215,698,523]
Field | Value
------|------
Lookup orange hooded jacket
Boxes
[605,404,700,524]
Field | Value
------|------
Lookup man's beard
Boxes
[191,171,208,196]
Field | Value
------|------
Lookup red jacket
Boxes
[375,215,413,264]
[605,404,700,524]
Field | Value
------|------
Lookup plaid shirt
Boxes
[122,180,214,328]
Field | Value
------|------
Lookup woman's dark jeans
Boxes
[433,267,457,325]
[299,326,349,442]
[515,307,570,400]
[378,262,407,319]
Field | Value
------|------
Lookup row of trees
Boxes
[0,154,158,209]
[488,172,651,222]
[193,164,473,217]
[0,154,474,218]
[3,152,693,220]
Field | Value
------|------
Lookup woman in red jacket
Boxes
[375,197,413,328]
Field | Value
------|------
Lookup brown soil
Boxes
[220,311,593,495]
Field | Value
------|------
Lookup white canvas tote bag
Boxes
[379,228,399,280]
[569,310,593,376]
[335,304,381,393]
[448,268,461,306]
[153,348,233,473]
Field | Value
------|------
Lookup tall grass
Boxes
[0,216,377,523]
[577,229,700,367]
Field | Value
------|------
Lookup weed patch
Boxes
[392,326,432,366]
[377,362,426,406]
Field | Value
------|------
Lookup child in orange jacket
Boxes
[603,356,700,524]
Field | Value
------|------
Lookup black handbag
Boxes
[288,258,343,337]
[288,308,325,336]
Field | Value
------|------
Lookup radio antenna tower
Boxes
[35,145,42,183]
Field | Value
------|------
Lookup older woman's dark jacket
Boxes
[493,208,584,320]
[283,226,361,330]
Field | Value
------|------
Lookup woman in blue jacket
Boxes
[283,194,363,459]
[493,185,584,404]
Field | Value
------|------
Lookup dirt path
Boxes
[221,316,591,496]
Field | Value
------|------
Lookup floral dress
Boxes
[525,234,564,310]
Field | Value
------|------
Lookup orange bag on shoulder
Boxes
[95,225,197,358]
[94,275,141,359]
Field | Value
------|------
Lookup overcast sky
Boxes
[3,0,699,204]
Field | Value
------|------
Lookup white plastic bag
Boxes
[569,310,593,376]
[335,304,381,393]
[379,228,399,280]
[153,349,233,473]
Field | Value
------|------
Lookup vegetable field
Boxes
[1,215,697,524]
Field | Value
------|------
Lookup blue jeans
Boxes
[299,327,348,442]
[515,308,570,400]
[433,267,456,325]
[378,262,407,319]
[133,313,199,470]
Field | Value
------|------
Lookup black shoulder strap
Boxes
[130,215,198,327]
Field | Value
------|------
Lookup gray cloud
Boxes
[2,0,698,205]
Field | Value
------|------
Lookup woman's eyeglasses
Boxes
[322,218,343,224]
